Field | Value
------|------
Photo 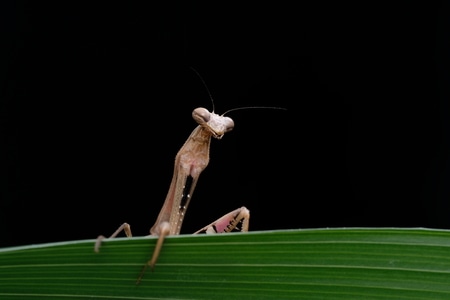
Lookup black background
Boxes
[1,1,449,247]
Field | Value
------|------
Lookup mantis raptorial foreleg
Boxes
[193,206,250,234]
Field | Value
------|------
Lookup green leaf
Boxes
[1,228,450,299]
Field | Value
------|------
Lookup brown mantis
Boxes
[94,75,288,284]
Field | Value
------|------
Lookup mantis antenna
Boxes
[189,67,216,112]
[189,67,287,115]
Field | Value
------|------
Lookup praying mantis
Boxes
[95,73,284,284]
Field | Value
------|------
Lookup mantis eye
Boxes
[223,117,234,132]
[192,107,210,124]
